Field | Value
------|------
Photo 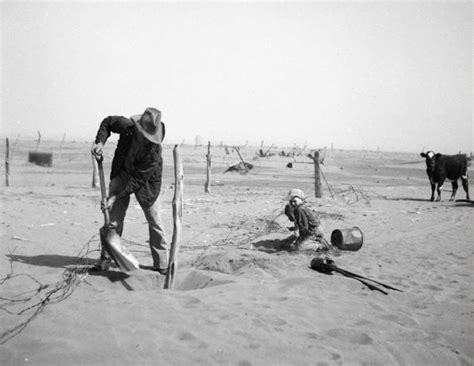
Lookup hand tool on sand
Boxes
[96,155,139,272]
[311,257,402,295]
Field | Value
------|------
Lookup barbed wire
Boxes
[331,184,372,205]
[0,235,99,345]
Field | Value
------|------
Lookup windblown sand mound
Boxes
[1,144,473,365]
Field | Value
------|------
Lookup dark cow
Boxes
[420,151,470,201]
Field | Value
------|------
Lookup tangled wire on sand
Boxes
[209,213,288,249]
[334,184,372,205]
[0,235,99,345]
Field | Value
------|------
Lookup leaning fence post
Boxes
[204,141,211,193]
[91,142,99,188]
[234,146,246,165]
[5,138,10,187]
[164,145,184,290]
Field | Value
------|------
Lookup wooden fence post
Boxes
[194,135,202,148]
[263,144,275,157]
[11,134,20,160]
[310,150,322,198]
[58,133,66,161]
[234,146,245,165]
[35,131,41,151]
[205,141,211,193]
[5,138,10,187]
[164,145,184,290]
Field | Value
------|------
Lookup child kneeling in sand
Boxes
[284,189,331,252]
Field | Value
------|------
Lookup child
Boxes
[285,189,331,252]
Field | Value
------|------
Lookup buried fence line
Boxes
[319,167,335,199]
[310,160,371,205]
[331,184,372,205]
[207,213,288,250]
[0,235,98,345]
[305,147,368,203]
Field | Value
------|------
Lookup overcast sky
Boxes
[1,1,472,153]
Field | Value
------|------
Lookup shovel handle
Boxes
[335,267,403,292]
[96,155,110,226]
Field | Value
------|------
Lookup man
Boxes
[91,107,168,274]
[284,188,330,251]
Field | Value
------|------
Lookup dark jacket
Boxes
[95,116,165,208]
[292,204,321,238]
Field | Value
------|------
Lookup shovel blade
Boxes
[100,227,139,272]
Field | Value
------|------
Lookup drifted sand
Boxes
[1,142,473,365]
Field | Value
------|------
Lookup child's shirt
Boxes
[293,204,321,238]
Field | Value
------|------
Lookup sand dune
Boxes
[1,142,473,365]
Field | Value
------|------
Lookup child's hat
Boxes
[286,188,305,200]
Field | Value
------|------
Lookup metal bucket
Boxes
[330,226,364,251]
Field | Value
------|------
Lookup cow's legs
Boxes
[461,176,470,200]
[436,185,443,201]
[449,181,458,201]
[430,182,436,201]
[436,178,445,201]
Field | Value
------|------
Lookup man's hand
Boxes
[91,142,104,159]
[101,195,117,211]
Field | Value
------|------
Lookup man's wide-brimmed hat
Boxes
[286,188,305,201]
[130,107,165,144]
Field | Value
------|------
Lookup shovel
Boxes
[96,155,139,272]
[310,257,402,295]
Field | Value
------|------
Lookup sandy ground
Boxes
[1,140,473,365]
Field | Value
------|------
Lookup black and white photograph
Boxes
[1,1,472,364]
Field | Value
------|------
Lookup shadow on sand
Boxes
[5,253,134,289]
[87,270,133,290]
[384,197,473,205]
[384,197,432,202]
[455,199,474,207]
[6,254,92,269]
[251,236,294,254]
